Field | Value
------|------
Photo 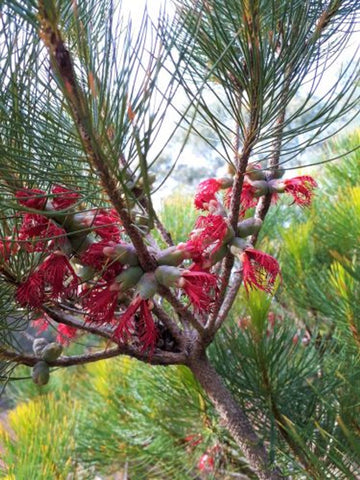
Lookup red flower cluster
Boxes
[80,240,123,281]
[178,269,218,313]
[16,185,80,211]
[78,208,123,242]
[194,178,222,210]
[187,214,229,267]
[240,248,280,294]
[283,176,318,207]
[16,252,80,308]
[113,296,157,354]
[82,281,120,323]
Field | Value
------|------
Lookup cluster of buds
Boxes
[2,166,316,354]
[190,165,317,292]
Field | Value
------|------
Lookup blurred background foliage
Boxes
[1,129,360,479]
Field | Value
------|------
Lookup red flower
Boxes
[178,269,218,313]
[16,271,45,308]
[198,453,215,472]
[190,214,229,258]
[241,248,280,294]
[80,209,122,241]
[225,182,259,217]
[80,240,123,280]
[56,323,78,345]
[15,188,47,210]
[114,296,157,354]
[51,185,81,210]
[82,281,120,323]
[283,176,317,207]
[38,251,79,299]
[194,178,222,210]
[18,214,66,252]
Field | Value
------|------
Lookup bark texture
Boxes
[188,354,285,480]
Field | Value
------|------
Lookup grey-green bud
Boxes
[32,361,50,386]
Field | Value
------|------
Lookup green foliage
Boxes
[0,393,79,479]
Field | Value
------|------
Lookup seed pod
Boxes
[229,237,248,256]
[116,266,144,291]
[32,338,48,357]
[136,272,158,299]
[155,265,181,287]
[32,361,50,386]
[237,218,263,238]
[41,343,63,362]
[103,243,139,266]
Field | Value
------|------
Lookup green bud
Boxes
[218,176,234,189]
[116,266,144,291]
[33,338,48,357]
[268,179,285,193]
[103,244,139,266]
[41,343,63,362]
[237,218,263,238]
[250,180,269,197]
[136,272,158,299]
[32,361,50,386]
[222,224,236,244]
[157,246,190,266]
[208,244,229,266]
[78,266,97,282]
[155,266,181,287]
[229,237,248,256]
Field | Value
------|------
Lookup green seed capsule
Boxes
[32,361,50,386]
[42,343,63,362]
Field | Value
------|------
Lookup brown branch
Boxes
[0,344,186,368]
[188,353,284,480]
[44,306,115,341]
[38,3,156,272]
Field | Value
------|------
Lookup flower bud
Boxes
[136,272,158,299]
[78,266,97,282]
[157,245,191,266]
[268,179,285,193]
[116,266,144,291]
[237,218,263,237]
[246,162,266,181]
[32,338,48,357]
[32,361,50,386]
[249,180,269,197]
[229,237,248,256]
[155,265,181,287]
[217,176,233,189]
[103,244,139,265]
[208,244,228,266]
[41,342,63,362]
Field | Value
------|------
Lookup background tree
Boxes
[0,1,359,479]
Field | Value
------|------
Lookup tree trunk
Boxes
[188,354,285,480]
